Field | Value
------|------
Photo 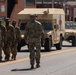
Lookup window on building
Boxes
[26,0,35,5]
[1,5,5,12]
[36,0,51,2]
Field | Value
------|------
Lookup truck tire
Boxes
[44,37,52,52]
[72,36,76,46]
[17,44,21,52]
[55,36,62,50]
[17,39,26,52]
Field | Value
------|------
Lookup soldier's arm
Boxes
[39,23,45,38]
[12,26,16,39]
[16,27,21,43]
[2,26,7,42]
[39,23,45,44]
[24,23,29,41]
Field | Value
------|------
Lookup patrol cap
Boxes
[30,14,37,17]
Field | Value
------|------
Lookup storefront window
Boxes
[26,0,35,5]
[36,0,51,2]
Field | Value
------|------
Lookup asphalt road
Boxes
[0,41,76,75]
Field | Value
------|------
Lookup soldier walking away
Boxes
[4,18,15,61]
[25,14,45,69]
[12,20,21,60]
[0,19,7,62]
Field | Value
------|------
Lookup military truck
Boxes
[18,8,65,52]
[64,21,76,46]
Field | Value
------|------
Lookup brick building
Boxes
[0,0,36,23]
[0,0,7,19]
[0,0,75,23]
[36,0,74,21]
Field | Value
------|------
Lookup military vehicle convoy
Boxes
[17,8,65,52]
[64,21,76,46]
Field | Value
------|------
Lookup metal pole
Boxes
[52,0,54,8]
[42,0,44,8]
[24,0,26,8]
[63,0,65,11]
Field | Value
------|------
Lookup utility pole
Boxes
[63,0,65,11]
[42,0,44,8]
[52,0,54,8]
[24,0,26,8]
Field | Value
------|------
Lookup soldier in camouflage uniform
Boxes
[4,18,15,61]
[0,19,7,61]
[12,20,21,60]
[25,14,45,69]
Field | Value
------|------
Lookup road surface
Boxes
[0,41,76,75]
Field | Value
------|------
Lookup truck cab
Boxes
[65,21,76,46]
[18,8,65,52]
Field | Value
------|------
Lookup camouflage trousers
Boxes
[11,43,17,60]
[29,42,41,66]
[3,43,10,60]
[3,41,17,60]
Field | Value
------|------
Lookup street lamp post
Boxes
[63,0,66,11]
[52,0,54,8]
[42,0,44,8]
[24,0,26,8]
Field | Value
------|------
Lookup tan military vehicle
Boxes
[18,8,65,51]
[65,21,76,46]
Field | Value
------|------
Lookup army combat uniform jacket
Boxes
[7,25,15,47]
[0,25,7,47]
[15,26,21,44]
[25,20,45,43]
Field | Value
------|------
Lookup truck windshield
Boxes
[65,23,76,29]
[42,23,53,30]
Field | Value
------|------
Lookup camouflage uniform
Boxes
[25,20,44,68]
[0,19,7,61]
[7,25,15,60]
[12,20,21,60]
[4,18,15,61]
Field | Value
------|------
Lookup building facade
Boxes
[0,0,75,23]
[0,0,7,19]
[0,0,36,23]
[36,0,74,21]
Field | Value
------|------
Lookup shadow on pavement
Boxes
[0,60,6,63]
[11,68,36,71]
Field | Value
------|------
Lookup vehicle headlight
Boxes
[65,32,69,35]
[21,34,24,38]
